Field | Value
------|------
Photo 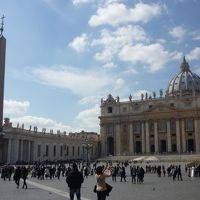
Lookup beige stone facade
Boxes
[99,59,200,156]
[0,118,100,164]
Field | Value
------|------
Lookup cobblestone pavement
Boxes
[0,162,200,200]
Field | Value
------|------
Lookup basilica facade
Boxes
[99,58,200,157]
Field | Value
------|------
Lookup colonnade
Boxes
[103,118,200,156]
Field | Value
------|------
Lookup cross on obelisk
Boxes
[0,15,5,36]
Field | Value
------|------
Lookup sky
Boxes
[0,0,200,134]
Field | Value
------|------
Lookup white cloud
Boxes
[69,33,89,52]
[79,96,101,105]
[119,43,169,72]
[102,62,117,69]
[190,31,200,41]
[31,65,111,97]
[91,25,147,62]
[72,0,92,5]
[76,104,100,131]
[170,51,183,60]
[122,68,138,75]
[89,2,163,27]
[113,78,125,91]
[187,47,200,60]
[4,100,30,115]
[10,115,82,133]
[169,26,186,39]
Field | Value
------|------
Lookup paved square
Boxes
[0,162,200,200]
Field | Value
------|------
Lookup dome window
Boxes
[107,106,113,113]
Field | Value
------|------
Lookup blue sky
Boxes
[1,0,200,134]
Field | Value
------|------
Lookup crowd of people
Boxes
[0,160,200,200]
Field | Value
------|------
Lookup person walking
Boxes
[95,166,112,200]
[120,166,126,182]
[66,163,84,200]
[21,166,28,189]
[177,165,183,181]
[112,166,117,182]
[13,166,21,189]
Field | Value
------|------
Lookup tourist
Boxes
[13,166,21,189]
[95,165,112,200]
[177,165,183,181]
[120,166,126,182]
[66,163,84,200]
[130,165,137,184]
[21,166,28,189]
[112,166,117,182]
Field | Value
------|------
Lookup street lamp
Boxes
[82,133,93,164]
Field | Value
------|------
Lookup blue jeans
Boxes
[69,188,81,200]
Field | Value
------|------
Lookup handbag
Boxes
[93,185,97,193]
[105,183,113,196]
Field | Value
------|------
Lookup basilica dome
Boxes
[167,57,200,96]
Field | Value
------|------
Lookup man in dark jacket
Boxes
[66,163,84,200]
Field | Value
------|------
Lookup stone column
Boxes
[194,119,200,152]
[129,123,134,154]
[176,120,181,153]
[33,141,38,161]
[145,121,150,153]
[167,120,172,152]
[7,139,11,163]
[27,140,30,162]
[20,139,24,161]
[100,125,106,157]
[116,123,121,156]
[14,139,19,163]
[154,121,158,153]
[141,122,145,153]
[181,119,186,153]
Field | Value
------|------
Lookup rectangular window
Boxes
[66,146,69,156]
[78,146,80,156]
[72,146,75,156]
[46,145,49,157]
[170,120,176,132]
[158,120,167,133]
[37,145,41,157]
[122,107,127,112]
[107,106,113,113]
[149,122,154,133]
[107,124,113,134]
[60,146,63,157]
[133,122,141,134]
[53,145,56,157]
[185,119,194,131]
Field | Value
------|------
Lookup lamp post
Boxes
[82,133,93,165]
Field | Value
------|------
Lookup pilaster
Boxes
[167,120,171,152]
[154,121,158,153]
[129,123,134,154]
[145,121,150,153]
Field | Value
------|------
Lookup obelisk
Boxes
[0,15,6,128]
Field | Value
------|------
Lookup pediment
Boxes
[104,94,117,104]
